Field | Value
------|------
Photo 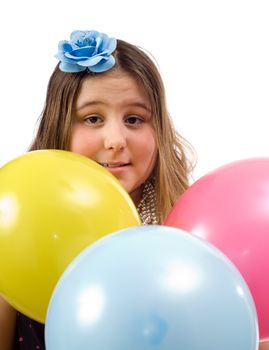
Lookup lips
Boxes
[98,162,130,168]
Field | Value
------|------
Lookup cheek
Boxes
[70,127,100,158]
[136,133,157,166]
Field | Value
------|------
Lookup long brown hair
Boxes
[29,39,195,223]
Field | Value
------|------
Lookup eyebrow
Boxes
[76,100,152,113]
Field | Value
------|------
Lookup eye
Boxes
[125,115,144,125]
[85,115,103,124]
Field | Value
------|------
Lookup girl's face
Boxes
[70,69,157,205]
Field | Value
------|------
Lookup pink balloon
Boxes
[165,158,269,340]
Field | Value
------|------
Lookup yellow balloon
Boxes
[0,150,140,322]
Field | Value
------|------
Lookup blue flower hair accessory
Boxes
[55,30,117,73]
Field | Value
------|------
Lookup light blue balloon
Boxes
[45,225,258,350]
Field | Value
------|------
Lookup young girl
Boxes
[0,29,195,350]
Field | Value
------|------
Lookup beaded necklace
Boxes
[137,179,159,225]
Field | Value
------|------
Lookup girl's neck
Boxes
[130,187,143,207]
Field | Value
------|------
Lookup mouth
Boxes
[98,162,131,168]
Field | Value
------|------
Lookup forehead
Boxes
[75,69,150,109]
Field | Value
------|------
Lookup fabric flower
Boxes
[55,30,117,73]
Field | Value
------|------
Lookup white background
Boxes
[0,0,268,181]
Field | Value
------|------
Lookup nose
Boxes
[103,122,127,151]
